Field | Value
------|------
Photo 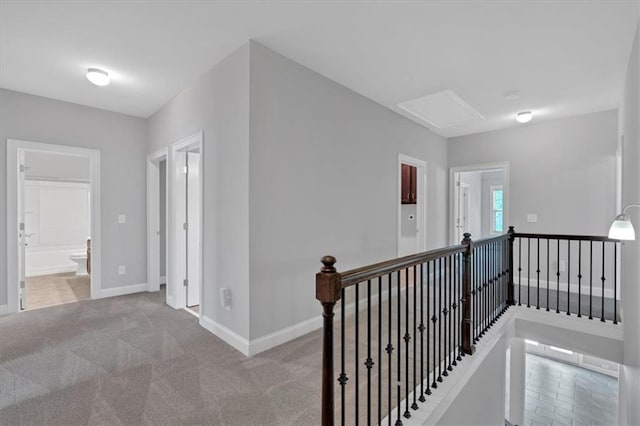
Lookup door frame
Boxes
[398,154,427,256]
[449,161,510,244]
[146,148,168,293]
[6,139,101,313]
[168,131,203,313]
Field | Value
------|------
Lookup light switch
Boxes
[118,214,126,224]
[118,265,126,275]
[527,214,538,223]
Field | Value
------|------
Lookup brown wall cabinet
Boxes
[401,164,417,204]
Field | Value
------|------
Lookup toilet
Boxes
[69,253,88,276]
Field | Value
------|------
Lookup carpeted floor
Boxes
[0,289,324,425]
[25,272,90,310]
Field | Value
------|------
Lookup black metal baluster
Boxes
[556,240,560,314]
[578,242,582,318]
[527,238,531,308]
[403,268,410,419]
[589,241,593,320]
[614,244,618,324]
[601,242,606,323]
[425,261,432,396]
[419,262,427,402]
[412,265,418,410]
[567,241,571,316]
[473,247,477,343]
[355,283,359,425]
[396,271,402,426]
[454,253,460,364]
[518,239,522,306]
[484,245,489,332]
[438,258,443,383]
[447,255,453,371]
[340,289,346,426]
[378,276,382,425]
[431,259,437,390]
[546,239,550,312]
[536,238,540,310]
[387,273,392,426]
[366,279,372,425]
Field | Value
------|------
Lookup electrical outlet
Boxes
[527,214,538,223]
[118,214,126,224]
[118,265,126,275]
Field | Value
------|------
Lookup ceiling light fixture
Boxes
[608,204,639,240]
[516,111,533,123]
[86,68,110,86]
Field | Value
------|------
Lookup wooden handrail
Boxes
[341,245,466,287]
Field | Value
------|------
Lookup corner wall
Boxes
[248,42,448,340]
[146,44,251,340]
[448,110,618,236]
[619,21,640,426]
[0,89,147,308]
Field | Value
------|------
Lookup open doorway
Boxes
[7,140,101,313]
[169,132,203,317]
[450,163,509,244]
[147,148,168,298]
[398,154,427,257]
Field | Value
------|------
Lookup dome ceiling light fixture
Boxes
[86,68,110,86]
[515,111,533,123]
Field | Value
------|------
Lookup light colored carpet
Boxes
[25,272,90,310]
[0,289,324,425]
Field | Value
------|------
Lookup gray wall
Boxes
[25,151,90,181]
[147,44,251,339]
[0,89,147,306]
[619,22,640,426]
[249,42,448,339]
[449,110,618,236]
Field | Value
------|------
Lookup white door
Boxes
[186,151,200,308]
[18,150,27,310]
[456,183,470,242]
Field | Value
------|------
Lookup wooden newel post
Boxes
[316,255,342,426]
[507,226,516,306]
[461,233,476,355]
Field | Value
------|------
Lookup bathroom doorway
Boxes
[7,140,101,313]
[147,148,168,297]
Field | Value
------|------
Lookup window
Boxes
[491,186,503,234]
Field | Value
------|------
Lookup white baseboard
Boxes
[0,304,11,316]
[98,283,148,299]
[26,265,76,277]
[248,315,323,356]
[200,315,250,356]
[160,275,166,285]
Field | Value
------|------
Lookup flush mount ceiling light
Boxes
[515,111,533,123]
[86,68,110,86]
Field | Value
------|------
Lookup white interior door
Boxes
[18,150,26,310]
[186,151,200,308]
[455,182,470,242]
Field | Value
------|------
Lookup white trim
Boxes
[98,283,148,299]
[200,315,250,356]
[248,315,323,356]
[160,275,167,285]
[26,265,76,277]
[6,139,101,315]
[449,161,510,244]
[397,154,428,256]
[0,304,10,316]
[168,132,204,313]
[147,148,168,293]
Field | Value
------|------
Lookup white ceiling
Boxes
[1,1,638,138]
